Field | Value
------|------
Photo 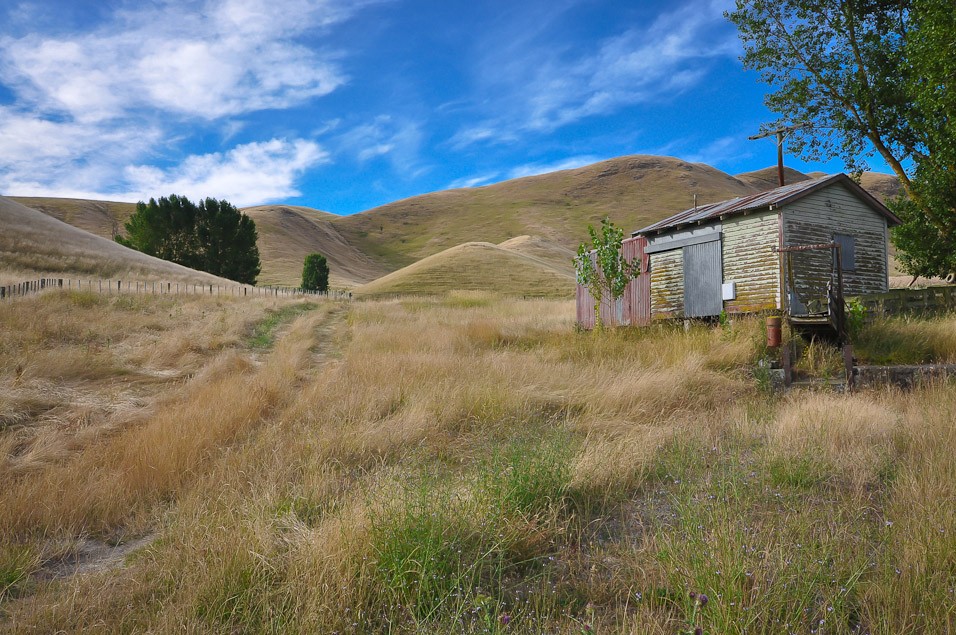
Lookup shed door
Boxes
[683,240,722,317]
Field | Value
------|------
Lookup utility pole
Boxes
[748,123,810,187]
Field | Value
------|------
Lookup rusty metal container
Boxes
[766,315,782,348]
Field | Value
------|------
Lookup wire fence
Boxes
[0,277,351,302]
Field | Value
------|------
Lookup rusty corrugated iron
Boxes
[575,236,650,329]
[634,173,899,236]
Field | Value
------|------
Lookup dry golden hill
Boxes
[10,196,136,239]
[497,235,577,276]
[0,196,228,286]
[734,166,812,191]
[10,156,902,289]
[337,155,761,272]
[241,204,388,288]
[354,241,575,298]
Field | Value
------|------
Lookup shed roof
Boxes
[633,173,901,236]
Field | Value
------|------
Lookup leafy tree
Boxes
[117,194,261,284]
[574,217,640,328]
[892,196,956,282]
[301,253,330,292]
[195,198,261,284]
[727,0,955,277]
[888,0,956,278]
[117,194,201,267]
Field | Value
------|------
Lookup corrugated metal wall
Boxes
[683,240,723,317]
[575,236,649,329]
[722,211,781,313]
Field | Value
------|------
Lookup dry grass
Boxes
[355,242,576,299]
[855,313,956,364]
[0,197,231,287]
[1,293,954,633]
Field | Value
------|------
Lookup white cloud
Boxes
[447,172,501,189]
[124,139,329,206]
[445,155,603,190]
[508,155,604,179]
[337,115,426,176]
[1,137,328,206]
[683,135,753,166]
[0,0,353,122]
[454,0,740,145]
[0,0,371,202]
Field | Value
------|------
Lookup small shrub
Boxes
[301,253,329,292]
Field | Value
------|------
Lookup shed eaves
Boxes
[633,173,900,236]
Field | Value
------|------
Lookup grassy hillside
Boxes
[497,235,577,275]
[242,205,388,288]
[336,155,761,272]
[355,242,575,298]
[11,156,901,288]
[0,197,228,286]
[4,293,956,632]
[9,197,136,240]
[734,166,811,191]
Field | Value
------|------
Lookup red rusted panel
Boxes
[622,236,651,326]
[574,236,650,329]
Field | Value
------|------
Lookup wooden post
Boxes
[782,342,793,387]
[843,344,855,391]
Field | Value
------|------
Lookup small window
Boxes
[833,234,856,271]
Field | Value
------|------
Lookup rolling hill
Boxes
[9,155,901,289]
[242,204,388,287]
[0,196,228,286]
[355,241,575,298]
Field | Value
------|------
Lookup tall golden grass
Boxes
[2,292,955,633]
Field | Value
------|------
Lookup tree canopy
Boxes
[727,0,956,277]
[117,195,261,284]
[301,253,330,292]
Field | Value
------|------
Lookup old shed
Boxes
[576,174,900,327]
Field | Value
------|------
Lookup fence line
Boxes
[855,285,956,318]
[0,277,351,302]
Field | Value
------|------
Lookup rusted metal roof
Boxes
[634,173,901,236]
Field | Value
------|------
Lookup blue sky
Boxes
[0,0,888,214]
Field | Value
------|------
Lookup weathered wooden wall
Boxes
[721,211,780,313]
[782,183,889,307]
[649,249,683,319]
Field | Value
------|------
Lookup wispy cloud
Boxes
[445,154,604,190]
[337,115,426,177]
[507,155,605,179]
[0,0,360,122]
[3,136,329,207]
[683,134,753,166]
[454,0,739,146]
[124,139,329,206]
[447,172,501,189]
[0,0,372,201]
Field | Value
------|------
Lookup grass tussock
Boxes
[854,314,956,364]
[3,294,956,633]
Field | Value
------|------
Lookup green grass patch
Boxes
[0,544,39,603]
[248,302,317,348]
[767,455,830,490]
[368,434,574,628]
[651,447,878,635]
[854,317,940,364]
